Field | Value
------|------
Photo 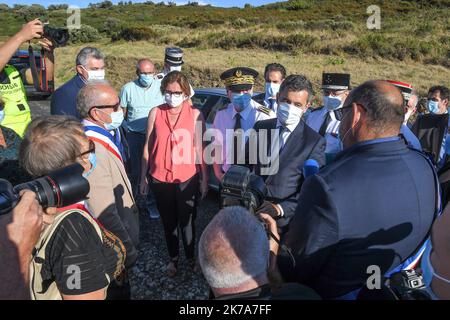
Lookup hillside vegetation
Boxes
[0,0,448,98]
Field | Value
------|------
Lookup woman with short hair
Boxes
[20,115,125,300]
[140,71,208,277]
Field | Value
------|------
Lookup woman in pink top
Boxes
[140,71,208,277]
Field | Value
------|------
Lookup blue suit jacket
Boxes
[248,119,325,228]
[50,74,85,119]
[278,138,437,299]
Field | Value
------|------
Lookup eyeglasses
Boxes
[77,140,95,158]
[93,101,121,112]
[323,89,346,97]
[334,102,366,121]
[165,91,184,98]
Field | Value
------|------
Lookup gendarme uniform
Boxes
[213,67,275,173]
[0,64,31,137]
[306,73,350,164]
[156,47,195,97]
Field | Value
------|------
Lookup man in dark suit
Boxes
[411,85,449,168]
[50,47,105,119]
[246,75,325,230]
[264,80,438,299]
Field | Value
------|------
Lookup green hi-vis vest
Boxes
[0,65,31,137]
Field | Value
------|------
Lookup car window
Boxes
[192,94,220,120]
[207,96,230,124]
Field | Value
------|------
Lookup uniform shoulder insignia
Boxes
[156,73,164,80]
[311,106,325,112]
[257,104,273,116]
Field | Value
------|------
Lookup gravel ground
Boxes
[130,192,219,300]
[30,100,219,300]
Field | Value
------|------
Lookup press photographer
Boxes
[0,18,55,139]
[198,206,320,300]
[16,116,126,300]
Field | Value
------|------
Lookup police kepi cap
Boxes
[220,67,259,91]
[165,47,184,66]
[322,73,351,90]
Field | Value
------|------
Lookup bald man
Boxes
[120,58,164,219]
[271,80,437,299]
[77,81,139,298]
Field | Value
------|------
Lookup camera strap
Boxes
[27,43,42,92]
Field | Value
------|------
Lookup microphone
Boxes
[303,159,320,178]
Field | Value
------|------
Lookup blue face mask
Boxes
[427,100,440,114]
[232,93,252,112]
[324,95,343,111]
[82,152,97,178]
[139,74,154,87]
[0,109,4,124]
[103,110,124,131]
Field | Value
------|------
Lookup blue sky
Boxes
[2,0,285,8]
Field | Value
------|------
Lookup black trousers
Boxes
[150,174,199,260]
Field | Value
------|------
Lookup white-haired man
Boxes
[198,206,320,300]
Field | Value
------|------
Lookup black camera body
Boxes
[220,165,267,214]
[0,163,90,216]
[43,25,69,47]
[386,269,431,300]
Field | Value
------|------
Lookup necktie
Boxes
[279,126,289,152]
[319,112,331,137]
[234,113,242,165]
[269,99,275,111]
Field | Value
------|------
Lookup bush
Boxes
[231,18,248,28]
[276,20,307,31]
[285,0,312,11]
[101,17,122,35]
[69,24,102,44]
[16,5,47,21]
[0,3,9,11]
[111,26,159,41]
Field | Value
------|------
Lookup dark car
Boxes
[7,50,52,100]
[191,88,264,190]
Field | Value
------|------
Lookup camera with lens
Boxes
[220,165,267,214]
[43,25,69,47]
[0,163,90,216]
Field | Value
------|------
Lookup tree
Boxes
[244,3,253,9]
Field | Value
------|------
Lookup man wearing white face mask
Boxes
[212,67,275,181]
[51,47,106,119]
[246,75,325,230]
[263,63,286,112]
[77,81,140,288]
[306,73,351,164]
[412,85,450,169]
[156,47,194,98]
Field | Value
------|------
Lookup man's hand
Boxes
[5,191,43,256]
[259,213,283,287]
[39,38,54,53]
[256,201,281,219]
[17,19,44,43]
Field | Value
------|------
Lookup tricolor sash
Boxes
[84,124,125,164]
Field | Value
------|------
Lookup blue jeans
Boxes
[125,129,158,214]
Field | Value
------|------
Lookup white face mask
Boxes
[169,66,182,72]
[277,102,304,127]
[265,82,281,98]
[165,93,185,108]
[82,66,105,81]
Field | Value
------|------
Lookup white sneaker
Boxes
[149,210,160,219]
